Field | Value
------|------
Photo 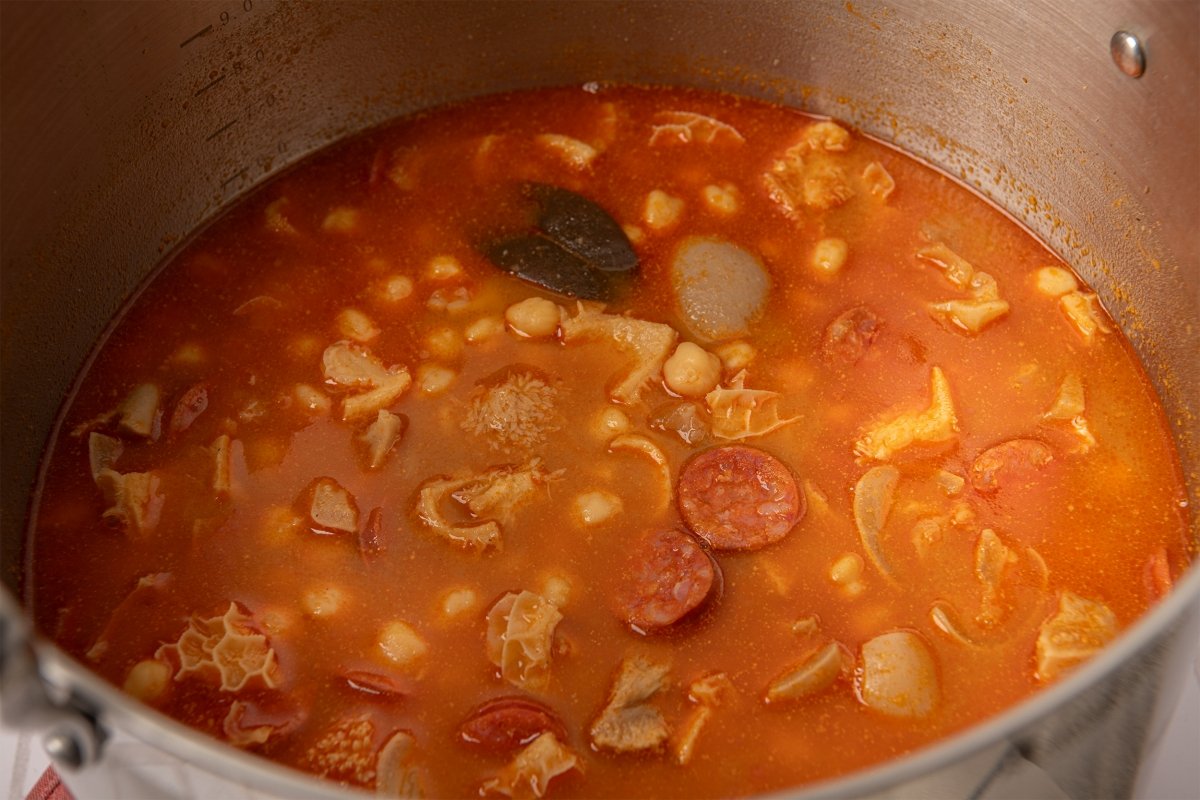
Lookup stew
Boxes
[25,85,1192,798]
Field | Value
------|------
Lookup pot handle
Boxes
[0,589,107,770]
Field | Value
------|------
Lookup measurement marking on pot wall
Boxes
[206,119,240,142]
[220,168,248,189]
[181,0,256,49]
[179,24,213,49]
[194,74,227,97]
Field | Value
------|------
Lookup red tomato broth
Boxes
[24,85,1192,798]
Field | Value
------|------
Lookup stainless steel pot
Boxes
[2,2,1197,798]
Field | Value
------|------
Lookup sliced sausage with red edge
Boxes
[616,528,718,632]
[677,445,804,551]
[970,438,1053,494]
[822,305,882,365]
[458,696,567,752]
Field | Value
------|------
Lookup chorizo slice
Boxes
[822,306,881,364]
[970,438,1053,493]
[616,529,718,632]
[458,696,567,752]
[169,382,209,437]
[677,445,804,551]
[337,668,409,701]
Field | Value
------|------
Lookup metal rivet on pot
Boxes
[43,729,86,769]
[1110,31,1146,78]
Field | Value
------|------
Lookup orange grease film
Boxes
[26,86,1191,798]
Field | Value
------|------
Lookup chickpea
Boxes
[713,340,756,373]
[778,358,816,391]
[123,658,172,702]
[702,183,740,214]
[592,406,631,439]
[170,342,207,366]
[423,327,463,360]
[644,189,684,230]
[336,307,379,342]
[1035,266,1079,297]
[378,620,428,667]
[303,585,344,618]
[417,364,456,395]
[465,315,504,343]
[288,334,322,361]
[830,553,866,598]
[293,383,331,414]
[264,197,296,235]
[830,553,864,584]
[542,574,572,608]
[380,274,414,302]
[574,490,624,526]
[474,134,499,165]
[441,587,479,619]
[425,255,463,281]
[537,134,598,169]
[321,206,359,233]
[505,297,561,338]
[811,237,849,277]
[663,342,722,397]
[427,286,471,313]
[246,436,287,471]
[936,470,966,496]
[760,560,790,595]
[259,505,303,545]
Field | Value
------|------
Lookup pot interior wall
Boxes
[2,0,1196,634]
